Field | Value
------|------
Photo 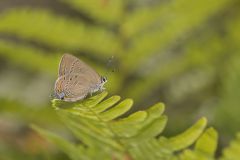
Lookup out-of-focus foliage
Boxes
[214,54,240,136]
[34,92,240,160]
[0,0,240,159]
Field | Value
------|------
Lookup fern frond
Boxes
[122,0,232,72]
[31,125,87,160]
[33,92,211,160]
[0,40,58,74]
[60,0,124,24]
[0,9,120,57]
[122,0,231,38]
[123,29,228,102]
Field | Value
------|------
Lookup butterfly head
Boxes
[101,76,107,84]
[97,76,107,91]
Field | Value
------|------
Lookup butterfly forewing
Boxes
[59,54,101,83]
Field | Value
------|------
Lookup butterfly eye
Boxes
[101,76,107,83]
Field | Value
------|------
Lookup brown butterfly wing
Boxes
[56,54,103,101]
[55,74,97,102]
[58,54,101,84]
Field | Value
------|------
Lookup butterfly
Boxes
[54,54,107,102]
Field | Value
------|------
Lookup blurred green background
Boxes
[0,0,240,159]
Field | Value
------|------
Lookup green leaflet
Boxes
[158,117,207,152]
[178,127,218,160]
[99,98,133,121]
[194,127,218,157]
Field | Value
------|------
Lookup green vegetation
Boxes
[33,92,240,160]
[0,0,240,159]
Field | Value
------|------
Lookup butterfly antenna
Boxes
[105,55,117,78]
